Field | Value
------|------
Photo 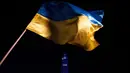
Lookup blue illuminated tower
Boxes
[61,53,68,73]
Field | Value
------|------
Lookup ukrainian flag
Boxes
[26,1,104,51]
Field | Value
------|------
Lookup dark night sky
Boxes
[0,0,128,73]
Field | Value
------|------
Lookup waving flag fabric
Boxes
[26,1,104,51]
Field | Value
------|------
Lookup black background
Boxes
[0,0,128,73]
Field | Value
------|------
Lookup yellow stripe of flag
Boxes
[26,13,102,51]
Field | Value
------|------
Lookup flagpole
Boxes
[0,29,27,66]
